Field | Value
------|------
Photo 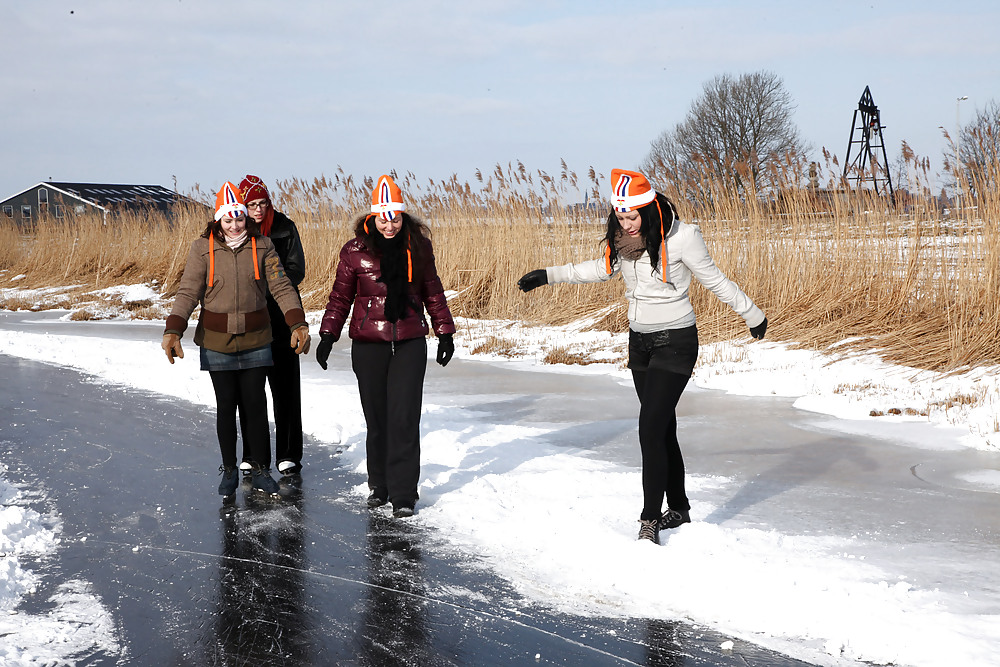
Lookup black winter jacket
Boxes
[266,210,306,340]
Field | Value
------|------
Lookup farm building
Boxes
[0,181,206,226]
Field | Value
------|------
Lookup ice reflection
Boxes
[645,618,686,666]
[359,516,432,665]
[211,491,310,665]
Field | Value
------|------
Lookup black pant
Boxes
[352,337,427,507]
[267,326,303,466]
[210,367,270,469]
[632,368,692,521]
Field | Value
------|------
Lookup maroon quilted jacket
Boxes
[319,236,456,343]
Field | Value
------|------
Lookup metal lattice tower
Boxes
[843,86,894,200]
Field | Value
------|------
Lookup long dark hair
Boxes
[353,211,431,278]
[200,215,261,242]
[601,192,677,273]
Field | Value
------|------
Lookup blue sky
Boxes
[3,0,998,200]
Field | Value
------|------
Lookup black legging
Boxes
[210,367,270,469]
[631,368,691,521]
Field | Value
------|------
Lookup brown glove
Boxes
[290,326,311,355]
[162,333,184,364]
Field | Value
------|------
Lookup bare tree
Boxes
[642,71,809,198]
[955,100,1000,199]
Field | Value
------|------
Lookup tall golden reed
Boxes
[1,157,997,373]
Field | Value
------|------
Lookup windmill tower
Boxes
[843,86,894,200]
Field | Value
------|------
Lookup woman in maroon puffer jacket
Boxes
[315,174,455,518]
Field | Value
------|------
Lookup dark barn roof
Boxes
[0,181,207,219]
[35,182,202,213]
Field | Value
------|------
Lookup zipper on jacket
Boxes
[232,243,241,352]
[359,299,371,331]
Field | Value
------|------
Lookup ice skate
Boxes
[250,466,281,499]
[392,503,415,518]
[367,488,388,508]
[218,465,239,497]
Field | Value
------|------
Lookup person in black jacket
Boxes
[239,175,307,477]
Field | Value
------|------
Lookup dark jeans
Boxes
[351,337,427,507]
[210,367,270,469]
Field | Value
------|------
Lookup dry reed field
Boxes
[1,159,998,373]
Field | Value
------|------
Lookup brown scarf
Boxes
[614,228,647,261]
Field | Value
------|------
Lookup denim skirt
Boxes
[200,344,273,372]
[627,325,699,377]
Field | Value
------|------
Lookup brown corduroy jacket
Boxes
[165,233,306,354]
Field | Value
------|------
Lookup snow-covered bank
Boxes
[0,466,121,665]
[453,315,1000,452]
[1,304,999,666]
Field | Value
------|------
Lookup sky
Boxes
[3,0,999,200]
[1,283,1000,664]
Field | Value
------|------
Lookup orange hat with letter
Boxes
[365,174,412,282]
[606,168,672,285]
[209,182,257,287]
[214,181,247,221]
[370,174,405,222]
[610,168,656,212]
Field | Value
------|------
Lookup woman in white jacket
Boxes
[517,168,767,544]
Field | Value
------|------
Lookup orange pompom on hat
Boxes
[370,174,405,221]
[610,168,656,212]
[214,181,247,221]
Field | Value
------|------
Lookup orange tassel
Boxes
[252,236,260,280]
[604,244,612,275]
[208,237,215,287]
[656,199,667,282]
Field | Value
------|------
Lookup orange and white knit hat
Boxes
[610,169,656,212]
[370,175,404,221]
[605,168,674,284]
[214,181,247,221]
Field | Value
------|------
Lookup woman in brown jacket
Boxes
[315,174,455,518]
[162,182,311,499]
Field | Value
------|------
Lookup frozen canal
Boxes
[1,311,999,665]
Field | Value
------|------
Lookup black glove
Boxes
[517,269,548,292]
[315,333,337,370]
[749,317,767,340]
[436,333,454,367]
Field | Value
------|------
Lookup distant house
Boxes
[0,181,206,226]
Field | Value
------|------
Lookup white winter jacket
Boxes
[545,221,765,333]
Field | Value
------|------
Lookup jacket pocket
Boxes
[205,274,224,299]
[358,298,372,330]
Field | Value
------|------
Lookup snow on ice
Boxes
[1,285,999,666]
